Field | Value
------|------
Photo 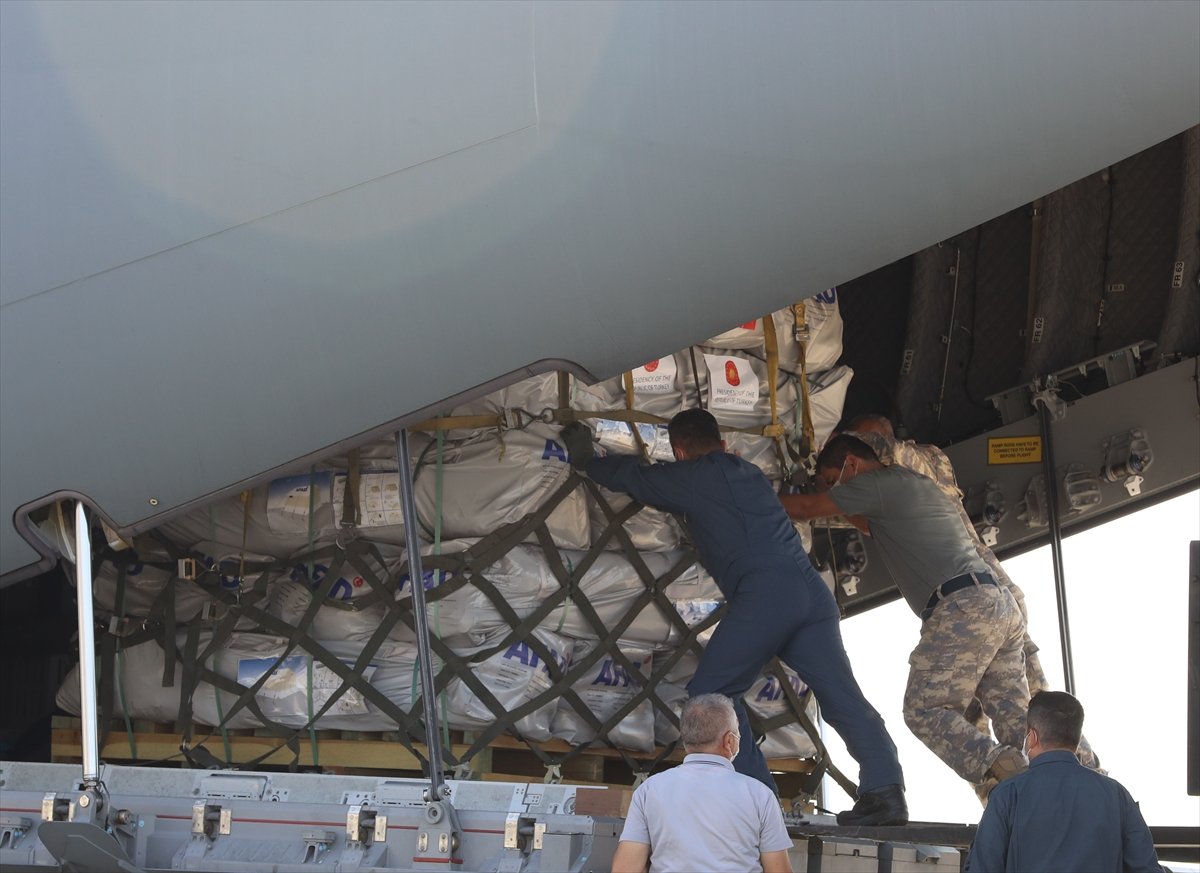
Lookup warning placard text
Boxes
[987,436,1043,465]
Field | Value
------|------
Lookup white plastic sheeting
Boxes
[551,640,656,753]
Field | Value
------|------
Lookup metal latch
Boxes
[192,801,231,838]
[41,793,72,823]
[301,830,336,863]
[346,804,386,845]
[504,813,538,851]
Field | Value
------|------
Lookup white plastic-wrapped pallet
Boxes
[551,640,656,753]
[443,628,571,742]
[587,486,685,553]
[746,667,820,759]
[279,540,408,604]
[393,545,719,648]
[444,372,563,432]
[57,633,425,732]
[649,652,819,759]
[542,549,723,647]
[575,354,689,426]
[408,424,590,550]
[90,536,271,623]
[705,289,844,374]
[262,463,410,547]
[157,488,316,561]
[402,542,555,644]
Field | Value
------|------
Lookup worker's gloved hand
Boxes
[560,422,595,468]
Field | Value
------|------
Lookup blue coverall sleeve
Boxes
[584,455,692,515]
[965,788,1012,873]
[1120,792,1164,872]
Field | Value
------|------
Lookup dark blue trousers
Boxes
[687,568,904,796]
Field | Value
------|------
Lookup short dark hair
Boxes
[1027,691,1085,750]
[816,433,880,472]
[668,408,723,454]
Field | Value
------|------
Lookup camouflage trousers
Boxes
[964,578,1100,780]
[903,584,1029,785]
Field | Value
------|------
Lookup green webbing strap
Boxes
[115,648,136,760]
[534,518,701,771]
[211,660,233,765]
[96,560,124,754]
[306,467,317,583]
[113,560,136,758]
[306,658,318,769]
[175,620,204,743]
[432,428,452,750]
[160,568,177,688]
[174,549,342,765]
[342,450,361,529]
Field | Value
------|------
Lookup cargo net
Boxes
[56,293,857,796]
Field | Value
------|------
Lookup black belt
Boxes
[921,572,996,620]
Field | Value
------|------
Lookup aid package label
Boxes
[704,354,759,411]
[632,357,678,394]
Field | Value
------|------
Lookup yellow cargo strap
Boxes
[557,371,571,412]
[791,303,817,456]
[622,370,651,459]
[761,314,785,440]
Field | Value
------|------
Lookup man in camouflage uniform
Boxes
[782,434,1030,797]
[842,414,1100,799]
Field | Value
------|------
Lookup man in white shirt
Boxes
[612,693,793,873]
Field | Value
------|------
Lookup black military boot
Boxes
[836,784,908,827]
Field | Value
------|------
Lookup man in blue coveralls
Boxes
[560,409,907,826]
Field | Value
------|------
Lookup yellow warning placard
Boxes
[987,436,1043,465]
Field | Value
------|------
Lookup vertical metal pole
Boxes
[394,429,446,799]
[73,501,101,784]
[1036,397,1076,694]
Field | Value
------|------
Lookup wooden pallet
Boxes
[50,716,818,792]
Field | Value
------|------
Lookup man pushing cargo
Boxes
[838,414,1101,800]
[561,409,907,827]
[780,434,1030,798]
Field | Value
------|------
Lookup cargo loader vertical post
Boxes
[395,428,464,869]
[33,503,139,873]
[73,501,101,787]
[1033,382,1076,694]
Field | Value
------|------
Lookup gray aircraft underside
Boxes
[2,1,1199,583]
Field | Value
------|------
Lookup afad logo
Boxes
[289,563,367,601]
[741,319,758,330]
[643,359,660,372]
[591,657,649,688]
[724,360,741,387]
[542,439,568,463]
[397,568,456,594]
[814,288,837,305]
[754,674,809,703]
[502,641,569,677]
